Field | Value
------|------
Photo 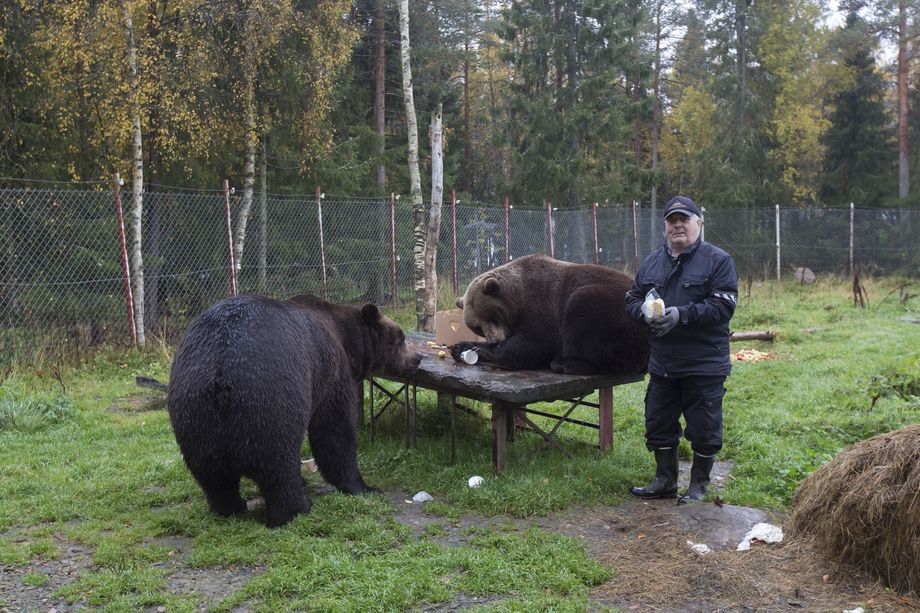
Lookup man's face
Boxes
[665,213,702,252]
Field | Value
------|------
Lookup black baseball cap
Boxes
[663,196,700,219]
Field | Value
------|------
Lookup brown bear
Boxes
[166,294,420,528]
[452,255,648,375]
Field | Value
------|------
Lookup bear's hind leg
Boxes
[549,356,599,375]
[197,471,247,517]
[255,463,313,528]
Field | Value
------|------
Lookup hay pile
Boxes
[788,424,920,596]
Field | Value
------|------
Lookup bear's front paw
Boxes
[450,341,477,362]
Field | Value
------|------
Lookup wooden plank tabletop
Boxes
[377,335,644,404]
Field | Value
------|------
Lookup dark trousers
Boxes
[644,373,726,456]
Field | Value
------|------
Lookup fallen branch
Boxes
[729,327,822,342]
[730,330,775,342]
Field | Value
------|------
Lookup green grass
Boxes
[0,275,918,610]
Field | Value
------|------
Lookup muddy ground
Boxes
[2,461,917,612]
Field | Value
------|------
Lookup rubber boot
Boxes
[677,453,715,504]
[629,448,678,499]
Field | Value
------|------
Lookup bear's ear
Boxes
[455,297,464,309]
[484,278,500,295]
[361,304,381,324]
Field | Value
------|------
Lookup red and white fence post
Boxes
[503,197,510,264]
[849,202,855,276]
[389,193,398,309]
[451,189,458,296]
[592,202,599,264]
[631,200,639,273]
[113,173,137,348]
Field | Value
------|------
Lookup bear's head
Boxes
[361,304,422,376]
[455,274,516,343]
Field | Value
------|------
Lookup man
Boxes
[625,196,738,503]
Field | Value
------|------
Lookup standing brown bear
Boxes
[167,294,420,528]
[452,255,648,375]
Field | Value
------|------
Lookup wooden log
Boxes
[729,330,775,342]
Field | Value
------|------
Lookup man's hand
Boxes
[650,307,680,337]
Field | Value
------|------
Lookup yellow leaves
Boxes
[759,0,835,204]
[660,86,717,189]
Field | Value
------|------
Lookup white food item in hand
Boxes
[642,297,665,320]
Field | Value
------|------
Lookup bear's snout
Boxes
[396,347,422,374]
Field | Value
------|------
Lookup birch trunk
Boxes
[233,28,257,275]
[233,123,256,274]
[258,138,267,292]
[124,2,145,347]
[423,104,443,331]
[397,0,425,330]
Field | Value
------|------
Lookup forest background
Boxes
[2,0,918,211]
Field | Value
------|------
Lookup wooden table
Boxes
[368,337,644,473]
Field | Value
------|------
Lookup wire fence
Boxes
[1,183,918,365]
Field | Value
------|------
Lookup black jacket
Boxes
[626,239,738,377]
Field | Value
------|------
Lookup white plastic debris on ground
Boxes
[842,608,864,613]
[737,522,784,551]
[412,491,433,503]
[468,475,484,488]
[686,540,712,556]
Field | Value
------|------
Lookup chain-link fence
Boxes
[1,183,918,365]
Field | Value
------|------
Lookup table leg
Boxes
[404,384,411,449]
[492,401,509,474]
[599,386,613,450]
[438,393,457,464]
[369,378,376,443]
[412,385,418,448]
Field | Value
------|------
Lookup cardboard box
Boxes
[434,309,486,345]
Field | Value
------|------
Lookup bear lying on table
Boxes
[167,294,420,528]
[452,255,648,376]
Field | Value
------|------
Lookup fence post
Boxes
[775,204,781,280]
[316,186,328,300]
[224,179,237,296]
[631,200,639,273]
[113,173,137,348]
[451,189,458,296]
[849,201,855,276]
[700,206,706,242]
[546,199,554,258]
[389,193,398,309]
[592,202,599,264]
[504,197,510,263]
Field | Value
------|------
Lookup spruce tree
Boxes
[821,0,895,206]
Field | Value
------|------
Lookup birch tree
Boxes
[396,0,426,331]
[123,2,145,346]
[425,104,444,330]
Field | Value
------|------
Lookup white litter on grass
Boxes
[412,491,433,503]
[468,476,484,488]
[737,522,784,551]
[686,540,712,556]
[843,608,864,613]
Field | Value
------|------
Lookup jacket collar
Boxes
[667,237,703,261]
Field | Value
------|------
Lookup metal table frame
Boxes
[367,338,643,473]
